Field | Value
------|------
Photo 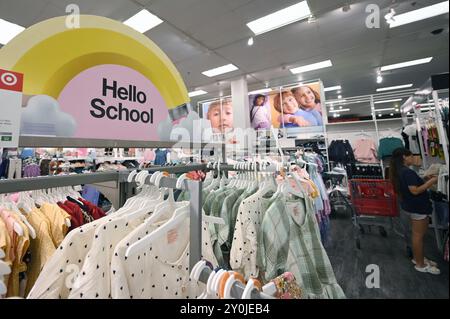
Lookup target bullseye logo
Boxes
[1,72,18,86]
[0,69,23,92]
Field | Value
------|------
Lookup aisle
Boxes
[326,212,449,299]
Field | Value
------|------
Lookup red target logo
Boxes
[0,69,23,92]
[1,73,18,86]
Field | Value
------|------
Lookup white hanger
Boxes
[125,204,189,258]
[242,278,260,299]
[206,269,221,298]
[223,273,244,299]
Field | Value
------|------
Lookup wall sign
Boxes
[0,69,23,147]
[54,64,168,140]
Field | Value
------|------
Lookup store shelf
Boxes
[326,120,375,126]
[18,136,223,149]
[375,118,403,123]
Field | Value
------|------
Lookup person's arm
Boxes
[409,176,438,195]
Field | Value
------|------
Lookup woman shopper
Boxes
[389,148,440,275]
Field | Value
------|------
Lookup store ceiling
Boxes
[0,0,448,108]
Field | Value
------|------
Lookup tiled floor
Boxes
[326,211,449,299]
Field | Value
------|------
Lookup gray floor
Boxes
[325,211,449,299]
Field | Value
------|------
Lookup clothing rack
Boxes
[0,164,208,271]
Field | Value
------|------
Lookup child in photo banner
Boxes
[250,94,271,130]
[274,91,314,128]
[291,86,324,125]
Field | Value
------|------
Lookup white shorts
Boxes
[405,212,430,221]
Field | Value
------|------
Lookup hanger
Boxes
[242,278,262,299]
[125,203,189,258]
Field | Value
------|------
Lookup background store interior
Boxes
[0,0,449,299]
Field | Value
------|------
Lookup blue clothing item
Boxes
[82,185,100,206]
[154,149,169,166]
[434,201,449,226]
[284,109,323,127]
[399,166,432,215]
[378,138,404,159]
[20,148,35,159]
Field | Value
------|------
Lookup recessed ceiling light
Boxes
[188,90,208,98]
[377,73,383,84]
[0,18,25,45]
[202,64,239,77]
[248,88,272,95]
[290,60,333,74]
[338,95,342,99]
[380,57,433,71]
[388,1,449,28]
[123,9,163,33]
[374,99,403,104]
[378,114,382,117]
[324,85,342,92]
[376,84,413,92]
[247,1,311,36]
[248,37,254,46]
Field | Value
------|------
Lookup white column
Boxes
[231,76,251,129]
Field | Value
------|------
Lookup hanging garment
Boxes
[352,138,379,164]
[284,196,345,299]
[24,208,57,296]
[110,216,217,299]
[230,191,276,279]
[39,203,70,247]
[402,124,421,155]
[23,164,41,178]
[378,137,404,159]
[154,149,169,166]
[328,140,355,164]
[6,213,30,298]
[270,272,303,299]
[27,219,106,299]
[67,213,153,299]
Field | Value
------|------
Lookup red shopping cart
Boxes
[349,179,409,251]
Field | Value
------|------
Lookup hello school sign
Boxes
[58,64,169,140]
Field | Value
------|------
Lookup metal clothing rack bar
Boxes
[0,172,119,194]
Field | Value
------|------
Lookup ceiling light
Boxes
[248,37,254,46]
[389,1,449,28]
[123,9,163,33]
[377,84,413,92]
[202,64,239,77]
[380,57,433,72]
[290,60,333,74]
[374,99,403,104]
[329,108,350,113]
[375,107,396,112]
[188,90,208,98]
[338,95,342,99]
[376,71,383,84]
[0,18,25,45]
[416,89,432,95]
[333,113,340,118]
[324,85,342,92]
[339,106,343,110]
[247,1,311,35]
[248,88,272,95]
[330,107,335,111]
[390,113,394,116]
[378,114,383,117]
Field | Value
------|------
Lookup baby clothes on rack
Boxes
[352,138,379,164]
[328,140,355,164]
[378,137,404,160]
[402,124,421,155]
